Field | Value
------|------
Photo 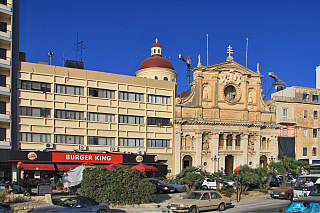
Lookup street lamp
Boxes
[17,161,22,193]
[269,155,276,161]
[211,154,220,173]
[236,167,240,203]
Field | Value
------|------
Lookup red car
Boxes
[270,182,293,200]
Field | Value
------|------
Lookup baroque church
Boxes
[174,46,277,175]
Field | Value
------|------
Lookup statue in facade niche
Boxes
[202,140,210,153]
[248,137,255,154]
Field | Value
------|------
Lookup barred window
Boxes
[20,106,51,118]
[55,109,84,120]
[55,135,84,144]
[119,138,143,147]
[88,136,115,146]
[119,91,144,102]
[88,112,115,122]
[148,94,170,104]
[55,84,84,96]
[21,80,51,93]
[147,139,170,147]
[119,115,144,124]
[147,117,170,126]
[20,133,51,143]
[88,88,115,99]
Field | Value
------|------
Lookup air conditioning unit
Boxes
[45,143,54,149]
[138,150,145,155]
[111,147,119,152]
[79,145,88,151]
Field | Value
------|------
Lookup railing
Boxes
[235,146,241,150]
[272,96,295,102]
[0,29,11,38]
[279,116,296,123]
[181,146,194,151]
[219,146,223,150]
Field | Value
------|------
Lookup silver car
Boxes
[163,179,185,192]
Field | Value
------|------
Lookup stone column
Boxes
[232,134,236,150]
[212,133,219,173]
[243,75,248,110]
[175,129,182,175]
[242,134,248,165]
[255,135,261,168]
[195,132,202,168]
[223,134,227,150]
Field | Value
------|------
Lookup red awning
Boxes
[131,163,158,172]
[104,162,123,170]
[22,164,55,171]
[56,164,80,171]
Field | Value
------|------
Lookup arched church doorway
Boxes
[183,155,192,169]
[260,155,267,168]
[225,155,234,175]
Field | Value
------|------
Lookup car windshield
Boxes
[285,202,320,212]
[154,180,166,185]
[295,177,319,187]
[59,199,78,207]
[184,192,202,200]
[309,185,320,196]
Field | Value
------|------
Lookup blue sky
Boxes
[20,1,320,96]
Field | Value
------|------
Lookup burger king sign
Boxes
[28,152,37,161]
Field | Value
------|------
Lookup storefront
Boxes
[8,150,160,183]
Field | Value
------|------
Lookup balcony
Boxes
[0,138,10,149]
[0,29,11,41]
[0,84,10,95]
[181,146,194,151]
[0,111,10,122]
[0,2,12,14]
[278,116,296,124]
[0,56,10,68]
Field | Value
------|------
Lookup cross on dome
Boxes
[227,45,233,56]
[155,38,158,43]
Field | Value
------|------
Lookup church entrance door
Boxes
[183,155,192,169]
[225,155,234,175]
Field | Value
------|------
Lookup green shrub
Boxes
[81,166,156,205]
[0,190,7,203]
[224,191,232,198]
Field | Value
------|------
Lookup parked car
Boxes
[162,179,185,192]
[0,203,12,212]
[279,197,320,212]
[270,182,293,200]
[202,178,235,190]
[148,178,175,194]
[27,196,110,213]
[167,191,231,212]
[293,175,320,200]
[270,177,282,187]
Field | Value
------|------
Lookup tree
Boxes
[254,167,268,190]
[265,161,282,188]
[236,165,257,192]
[175,167,205,193]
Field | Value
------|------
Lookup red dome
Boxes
[152,43,162,48]
[139,55,174,70]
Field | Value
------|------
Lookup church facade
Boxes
[174,48,277,175]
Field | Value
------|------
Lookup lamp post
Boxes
[236,167,240,203]
[211,154,220,173]
[17,161,22,193]
[269,155,276,161]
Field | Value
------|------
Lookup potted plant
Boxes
[54,182,63,190]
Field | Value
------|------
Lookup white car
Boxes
[202,178,235,190]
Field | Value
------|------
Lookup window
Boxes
[119,115,143,124]
[88,88,115,99]
[283,128,287,137]
[119,138,143,147]
[0,101,5,114]
[303,129,307,137]
[55,84,84,96]
[55,135,84,144]
[119,91,144,102]
[283,108,288,117]
[0,74,6,87]
[313,129,318,138]
[147,139,170,147]
[0,48,6,60]
[88,112,114,122]
[0,128,5,141]
[147,117,170,126]
[148,94,170,104]
[163,77,168,81]
[314,111,318,120]
[201,193,210,200]
[55,110,84,120]
[313,95,318,103]
[153,76,158,80]
[313,147,317,156]
[20,133,51,143]
[303,147,307,156]
[0,22,6,33]
[88,137,115,146]
[20,107,51,118]
[21,80,51,93]
[303,94,309,101]
[304,110,308,119]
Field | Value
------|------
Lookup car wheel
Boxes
[287,194,292,200]
[188,206,199,213]
[218,203,226,211]
[96,210,107,213]
[158,189,163,194]
[202,185,208,190]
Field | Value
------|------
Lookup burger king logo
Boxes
[28,152,37,161]
[154,156,158,162]
[135,155,143,163]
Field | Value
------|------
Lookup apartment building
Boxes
[272,86,320,161]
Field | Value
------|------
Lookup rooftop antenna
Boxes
[179,54,192,90]
[246,38,249,67]
[48,51,54,65]
[62,51,65,66]
[73,33,85,62]
[206,34,209,66]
